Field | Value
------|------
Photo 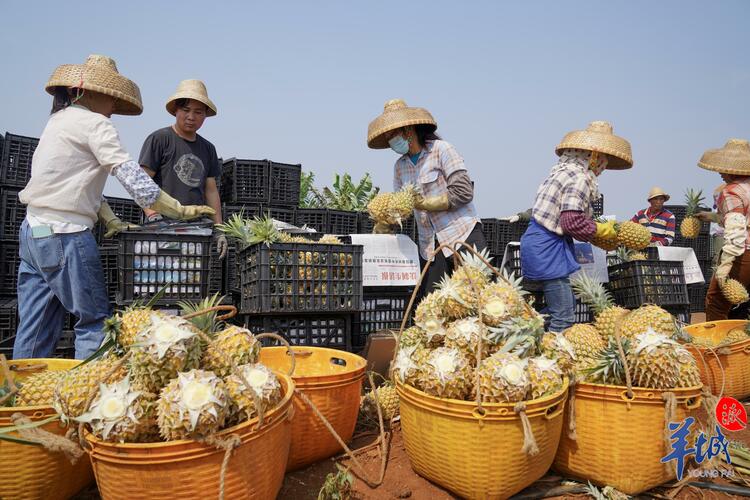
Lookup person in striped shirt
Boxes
[630,187,676,246]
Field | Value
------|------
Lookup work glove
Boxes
[148,190,215,221]
[695,211,719,223]
[716,211,748,283]
[414,193,450,212]
[373,221,395,234]
[594,220,617,240]
[98,201,139,238]
[715,251,735,284]
[215,233,228,259]
[144,213,163,223]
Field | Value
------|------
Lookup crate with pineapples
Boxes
[218,214,363,314]
[392,246,570,499]
[606,257,689,309]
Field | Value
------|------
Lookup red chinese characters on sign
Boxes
[715,396,747,432]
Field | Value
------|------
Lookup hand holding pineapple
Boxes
[590,219,651,251]
[367,184,418,229]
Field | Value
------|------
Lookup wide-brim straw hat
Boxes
[45,54,142,116]
[367,99,437,149]
[555,121,633,170]
[698,139,750,176]
[647,186,670,201]
[165,79,217,117]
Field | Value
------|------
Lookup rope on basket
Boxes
[662,391,678,475]
[10,413,83,464]
[613,312,635,401]
[567,377,577,441]
[513,402,539,456]
[200,433,242,500]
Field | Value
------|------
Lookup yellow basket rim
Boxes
[0,358,81,415]
[260,346,367,386]
[573,381,703,402]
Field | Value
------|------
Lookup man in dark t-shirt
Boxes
[139,79,227,258]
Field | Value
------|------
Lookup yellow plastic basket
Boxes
[554,382,703,495]
[84,371,294,500]
[395,378,568,500]
[259,346,366,470]
[683,320,750,399]
[0,358,94,500]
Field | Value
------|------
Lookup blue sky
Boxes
[1,1,748,218]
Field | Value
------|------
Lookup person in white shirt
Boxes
[14,54,214,359]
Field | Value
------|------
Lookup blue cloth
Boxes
[541,277,576,332]
[520,219,580,281]
[14,221,110,359]
[409,152,421,165]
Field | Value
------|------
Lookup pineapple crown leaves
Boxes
[428,348,466,383]
[392,345,419,381]
[217,213,280,248]
[140,313,199,359]
[633,328,678,355]
[584,336,631,385]
[488,314,546,346]
[492,356,529,387]
[456,245,494,277]
[570,272,615,314]
[177,292,226,335]
[174,370,225,431]
[684,188,705,215]
[436,275,473,307]
[75,375,142,440]
[497,268,527,296]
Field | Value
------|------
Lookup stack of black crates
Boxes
[665,204,712,313]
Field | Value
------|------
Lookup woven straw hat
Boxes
[647,186,670,201]
[698,139,750,176]
[45,54,142,115]
[165,80,217,117]
[367,99,437,149]
[555,121,633,170]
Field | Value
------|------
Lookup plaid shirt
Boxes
[394,140,479,259]
[630,208,675,246]
[717,178,750,248]
[531,155,597,235]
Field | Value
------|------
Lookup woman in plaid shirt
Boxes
[521,122,633,332]
[367,99,486,297]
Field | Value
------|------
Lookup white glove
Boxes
[716,212,747,283]
[508,215,520,223]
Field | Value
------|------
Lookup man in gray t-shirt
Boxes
[139,79,227,258]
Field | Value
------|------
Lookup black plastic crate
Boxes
[500,242,543,292]
[529,292,593,324]
[237,241,363,314]
[353,287,414,348]
[0,132,38,187]
[244,313,352,350]
[295,208,328,232]
[268,161,301,207]
[0,298,17,343]
[95,196,142,244]
[222,203,263,222]
[0,240,19,293]
[327,210,359,235]
[209,254,223,295]
[0,187,24,240]
[687,283,708,313]
[225,242,240,293]
[116,230,212,305]
[99,244,119,300]
[607,260,689,308]
[0,330,76,360]
[665,305,691,325]
[263,206,296,225]
[480,218,502,256]
[220,159,269,204]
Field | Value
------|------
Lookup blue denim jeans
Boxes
[14,221,111,359]
[541,277,576,332]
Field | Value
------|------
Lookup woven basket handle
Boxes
[255,333,296,377]
[182,304,237,322]
[0,354,19,406]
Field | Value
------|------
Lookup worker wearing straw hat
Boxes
[139,80,227,258]
[697,139,750,320]
[630,187,676,246]
[14,55,215,360]
[367,99,487,297]
[521,121,633,332]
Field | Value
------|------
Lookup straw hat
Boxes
[555,121,633,170]
[367,99,437,149]
[45,54,142,115]
[647,186,670,201]
[698,139,750,176]
[165,80,217,117]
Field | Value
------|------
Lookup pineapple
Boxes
[156,369,229,441]
[675,346,702,388]
[319,235,343,245]
[451,246,493,292]
[615,246,647,263]
[414,290,447,326]
[398,326,427,349]
[418,347,474,400]
[437,275,476,320]
[487,314,546,357]
[129,313,203,393]
[476,352,529,403]
[628,330,682,389]
[583,337,631,385]
[720,327,750,346]
[76,376,159,443]
[178,293,226,334]
[680,189,705,239]
[571,273,629,341]
[367,185,417,227]
[444,317,490,362]
[202,325,261,377]
[527,357,563,399]
[15,370,67,407]
[217,213,280,249]
[367,192,394,224]
[479,279,527,327]
[721,278,749,305]
[616,221,652,250]
[619,304,676,340]
[360,382,399,422]
[54,356,129,421]
[590,217,619,251]
[563,323,606,371]
[392,344,429,388]
[224,363,282,426]
[540,332,577,376]
[105,306,163,350]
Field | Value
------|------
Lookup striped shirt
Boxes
[630,208,675,246]
[716,178,750,248]
[394,140,479,260]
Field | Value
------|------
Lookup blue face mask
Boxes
[388,135,410,155]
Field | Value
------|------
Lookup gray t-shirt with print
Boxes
[139,126,221,206]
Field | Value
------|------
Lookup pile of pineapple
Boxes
[219,213,344,247]
[11,300,283,444]
[367,185,418,227]
[591,220,652,252]
[393,248,567,403]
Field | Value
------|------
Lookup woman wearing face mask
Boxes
[521,122,633,332]
[367,99,486,298]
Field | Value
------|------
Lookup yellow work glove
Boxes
[715,251,735,284]
[373,221,395,234]
[98,201,139,238]
[594,220,617,240]
[414,193,450,212]
[148,190,215,221]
